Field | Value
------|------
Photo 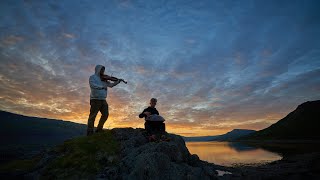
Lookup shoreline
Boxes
[185,139,320,144]
[186,140,320,178]
[234,152,320,179]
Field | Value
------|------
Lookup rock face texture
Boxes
[1,128,237,179]
[100,128,225,180]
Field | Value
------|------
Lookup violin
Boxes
[101,74,127,84]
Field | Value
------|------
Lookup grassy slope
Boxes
[1,130,120,179]
[0,110,87,160]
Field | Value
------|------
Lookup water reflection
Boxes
[186,141,282,166]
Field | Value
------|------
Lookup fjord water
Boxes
[186,141,282,166]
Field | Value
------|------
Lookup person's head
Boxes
[95,65,105,76]
[150,98,157,108]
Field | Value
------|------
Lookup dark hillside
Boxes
[244,100,320,140]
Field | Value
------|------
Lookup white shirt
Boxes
[89,65,120,100]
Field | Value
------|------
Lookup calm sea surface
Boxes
[186,141,282,166]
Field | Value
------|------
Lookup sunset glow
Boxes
[1,0,320,136]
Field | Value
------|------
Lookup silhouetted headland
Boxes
[241,100,320,141]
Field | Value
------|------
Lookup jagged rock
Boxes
[16,127,319,179]
[109,128,220,180]
[4,128,239,179]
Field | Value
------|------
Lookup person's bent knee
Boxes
[101,113,109,119]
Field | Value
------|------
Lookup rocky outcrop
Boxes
[4,127,319,179]
[98,128,233,180]
[1,128,237,179]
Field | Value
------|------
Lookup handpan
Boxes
[146,114,165,122]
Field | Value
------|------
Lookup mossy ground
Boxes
[0,130,119,179]
[41,130,119,179]
[0,155,41,174]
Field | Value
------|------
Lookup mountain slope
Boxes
[244,100,320,140]
[184,129,256,142]
[183,136,217,142]
[0,110,86,162]
[215,129,256,141]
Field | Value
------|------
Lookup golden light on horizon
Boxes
[5,104,283,137]
[0,92,290,137]
[0,63,304,137]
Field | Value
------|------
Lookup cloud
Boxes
[0,0,320,136]
[62,33,75,39]
[1,35,24,46]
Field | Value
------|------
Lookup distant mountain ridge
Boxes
[243,100,320,140]
[218,129,256,141]
[183,129,256,142]
[0,110,86,163]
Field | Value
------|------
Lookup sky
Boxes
[0,0,320,136]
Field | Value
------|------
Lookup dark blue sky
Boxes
[1,0,320,135]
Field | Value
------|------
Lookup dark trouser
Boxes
[144,121,166,134]
[87,99,109,135]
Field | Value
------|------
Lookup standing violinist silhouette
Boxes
[86,65,126,136]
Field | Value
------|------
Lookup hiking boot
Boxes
[87,129,94,136]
